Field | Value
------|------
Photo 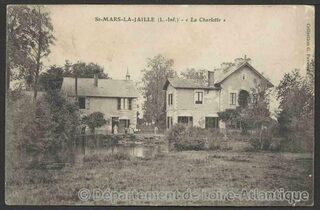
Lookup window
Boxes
[242,73,246,80]
[117,98,121,110]
[167,116,173,129]
[78,97,86,109]
[123,98,126,109]
[118,98,133,110]
[205,117,219,129]
[178,116,193,126]
[128,99,132,110]
[168,93,173,106]
[230,93,237,105]
[195,91,203,104]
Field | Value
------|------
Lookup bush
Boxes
[6,91,80,172]
[166,125,224,151]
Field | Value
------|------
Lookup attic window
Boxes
[242,73,246,80]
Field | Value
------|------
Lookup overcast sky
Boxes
[43,5,314,114]
[44,5,314,82]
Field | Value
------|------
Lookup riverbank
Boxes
[5,150,313,206]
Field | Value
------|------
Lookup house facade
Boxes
[60,73,138,134]
[163,59,273,129]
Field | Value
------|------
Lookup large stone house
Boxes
[61,72,139,134]
[163,58,273,129]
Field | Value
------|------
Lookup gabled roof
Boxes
[163,77,220,90]
[61,77,139,98]
[215,62,274,87]
[163,61,273,90]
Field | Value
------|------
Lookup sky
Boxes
[41,5,314,114]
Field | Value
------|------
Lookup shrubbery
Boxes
[6,91,80,173]
[166,124,225,151]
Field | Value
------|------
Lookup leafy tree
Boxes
[38,65,64,92]
[7,6,35,91]
[82,112,107,134]
[276,67,314,152]
[63,61,110,79]
[141,55,176,128]
[180,68,207,84]
[7,91,80,168]
[44,92,80,162]
[8,6,55,99]
[217,108,240,129]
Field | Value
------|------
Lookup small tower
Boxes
[126,67,130,80]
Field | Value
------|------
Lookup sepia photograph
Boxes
[5,5,315,206]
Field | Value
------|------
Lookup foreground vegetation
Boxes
[5,146,313,206]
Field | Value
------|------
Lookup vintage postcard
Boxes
[5,5,314,206]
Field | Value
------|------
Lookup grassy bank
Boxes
[5,149,313,206]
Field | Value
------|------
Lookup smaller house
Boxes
[163,57,273,130]
[60,72,139,134]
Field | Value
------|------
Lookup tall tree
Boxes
[141,55,176,128]
[7,6,34,91]
[63,61,110,79]
[276,67,314,151]
[7,6,55,99]
[38,65,64,92]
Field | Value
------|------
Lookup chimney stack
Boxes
[208,71,215,87]
[94,74,98,87]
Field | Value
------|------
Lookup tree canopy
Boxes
[180,68,207,84]
[82,112,107,134]
[141,54,176,127]
[63,61,109,79]
[7,5,55,99]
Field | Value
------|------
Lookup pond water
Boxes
[74,143,169,164]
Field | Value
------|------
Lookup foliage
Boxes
[276,68,314,152]
[63,61,109,79]
[82,112,107,134]
[141,54,176,128]
[7,6,34,89]
[44,92,80,162]
[166,125,224,151]
[217,109,239,127]
[249,122,281,151]
[7,5,55,98]
[6,91,80,172]
[38,65,64,92]
[180,68,207,84]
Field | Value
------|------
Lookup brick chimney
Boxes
[208,71,215,87]
[94,74,98,87]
